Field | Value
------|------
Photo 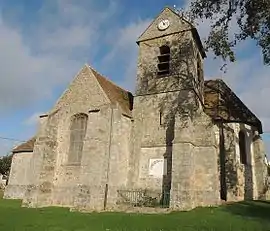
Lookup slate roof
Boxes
[204,79,262,133]
[12,137,36,153]
[90,67,133,117]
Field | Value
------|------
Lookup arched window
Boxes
[239,130,247,165]
[68,113,88,164]
[157,45,170,75]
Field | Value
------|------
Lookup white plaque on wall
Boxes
[148,159,167,178]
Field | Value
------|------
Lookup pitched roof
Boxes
[137,6,206,58]
[204,79,262,133]
[89,67,133,117]
[12,137,36,154]
[165,7,206,58]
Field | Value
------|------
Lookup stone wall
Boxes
[130,6,219,211]
[252,133,268,199]
[23,110,60,207]
[4,152,33,199]
[22,115,50,207]
[170,112,220,210]
[131,87,220,211]
[51,104,111,209]
[22,66,133,211]
[137,7,192,44]
[130,90,201,190]
[136,33,199,96]
[266,176,270,200]
[105,112,132,210]
[220,123,264,202]
[23,65,111,208]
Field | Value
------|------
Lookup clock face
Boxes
[158,19,170,31]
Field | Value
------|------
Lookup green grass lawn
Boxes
[0,195,269,231]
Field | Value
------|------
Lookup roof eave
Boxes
[12,150,34,154]
[191,28,207,58]
[205,79,263,134]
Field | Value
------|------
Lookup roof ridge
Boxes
[88,65,133,117]
[89,66,130,94]
[165,6,196,28]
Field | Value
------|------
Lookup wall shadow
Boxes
[240,124,254,200]
[218,123,227,201]
[223,200,270,222]
[161,118,174,207]
[219,124,238,201]
[219,123,256,201]
[137,38,201,207]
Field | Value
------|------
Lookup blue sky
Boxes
[0,0,269,159]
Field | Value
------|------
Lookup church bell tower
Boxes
[130,7,208,209]
[135,7,206,101]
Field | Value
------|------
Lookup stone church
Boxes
[4,7,269,212]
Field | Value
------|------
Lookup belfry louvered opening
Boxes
[157,45,170,76]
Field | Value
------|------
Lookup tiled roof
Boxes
[90,67,133,117]
[204,79,262,133]
[12,137,36,153]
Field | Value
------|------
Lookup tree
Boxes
[187,0,270,65]
[0,155,12,177]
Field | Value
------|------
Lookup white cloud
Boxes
[0,0,123,155]
[35,0,117,54]
[0,1,117,113]
[24,112,44,126]
[101,19,151,91]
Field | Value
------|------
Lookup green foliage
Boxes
[188,0,270,65]
[0,155,12,176]
[0,199,269,230]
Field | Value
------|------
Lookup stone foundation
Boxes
[3,185,28,199]
[266,191,270,200]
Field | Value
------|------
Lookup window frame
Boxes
[67,113,88,165]
[157,45,171,76]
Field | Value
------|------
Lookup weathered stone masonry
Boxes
[4,6,269,212]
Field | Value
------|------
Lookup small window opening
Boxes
[159,111,163,125]
[197,53,203,83]
[158,45,170,76]
[239,130,247,165]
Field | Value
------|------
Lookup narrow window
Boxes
[157,45,170,76]
[159,111,163,125]
[197,53,202,82]
[68,113,88,164]
[239,130,247,165]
